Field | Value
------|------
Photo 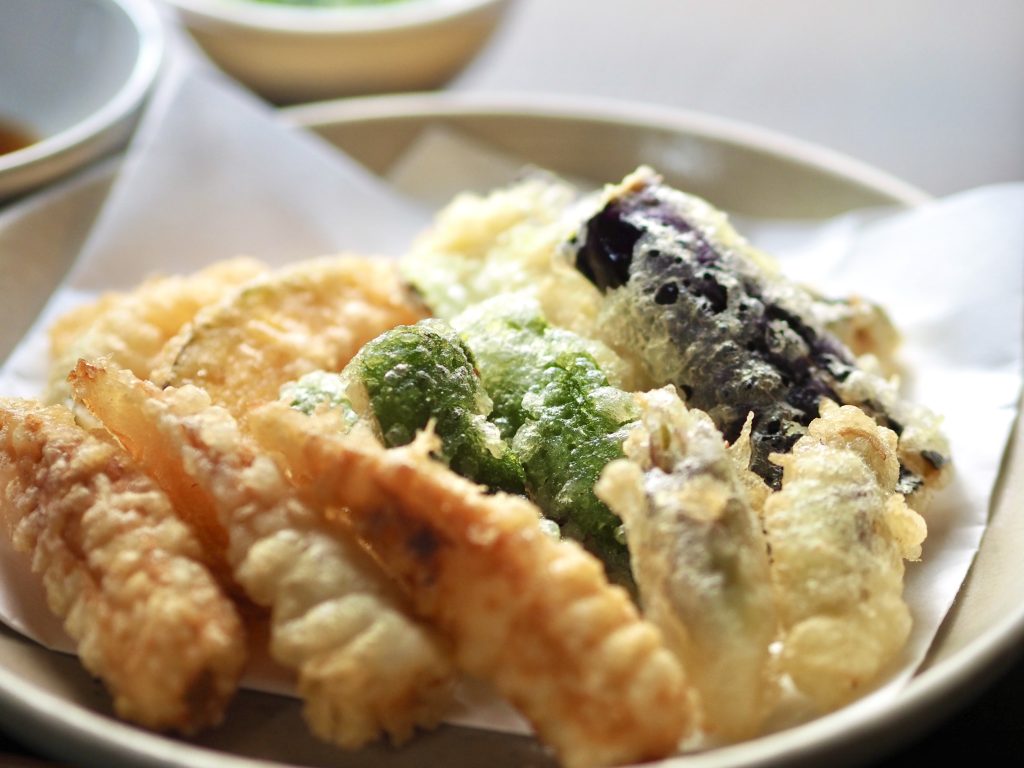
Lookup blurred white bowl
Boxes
[0,0,163,201]
[165,0,512,103]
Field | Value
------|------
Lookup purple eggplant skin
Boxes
[571,172,939,493]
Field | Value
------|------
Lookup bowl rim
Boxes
[0,0,164,176]
[165,0,508,34]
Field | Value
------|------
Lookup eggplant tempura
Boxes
[570,168,950,504]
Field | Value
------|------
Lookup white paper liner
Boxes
[0,29,1021,747]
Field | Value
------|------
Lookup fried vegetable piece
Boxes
[815,294,901,377]
[454,297,638,585]
[402,173,587,318]
[282,369,359,422]
[152,256,428,419]
[71,363,455,748]
[45,257,267,405]
[400,174,644,390]
[0,398,246,733]
[763,401,926,710]
[248,406,694,768]
[570,167,951,505]
[67,361,231,581]
[596,387,778,741]
[340,319,525,494]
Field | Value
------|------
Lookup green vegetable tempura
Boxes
[282,369,359,423]
[282,303,638,584]
[286,320,525,495]
[454,299,639,586]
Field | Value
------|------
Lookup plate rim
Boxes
[284,90,934,209]
[1,92,1013,768]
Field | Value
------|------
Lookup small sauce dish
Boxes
[0,0,163,201]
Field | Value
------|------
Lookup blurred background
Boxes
[450,0,1024,196]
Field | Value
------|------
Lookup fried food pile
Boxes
[0,167,951,767]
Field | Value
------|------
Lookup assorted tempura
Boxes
[0,165,951,766]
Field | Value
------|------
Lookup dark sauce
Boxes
[0,120,37,157]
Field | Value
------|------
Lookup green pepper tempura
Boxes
[284,320,525,495]
[454,298,639,586]
[283,307,638,585]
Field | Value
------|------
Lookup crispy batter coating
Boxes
[340,319,527,494]
[597,387,778,741]
[400,174,637,387]
[764,401,926,710]
[814,295,902,378]
[69,362,232,580]
[834,370,951,510]
[0,398,246,733]
[250,405,694,768]
[571,167,951,504]
[151,256,428,419]
[45,258,267,405]
[71,364,454,748]
[454,297,639,586]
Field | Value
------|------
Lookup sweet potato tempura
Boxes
[250,405,694,768]
[151,256,429,419]
[71,363,454,748]
[45,257,267,406]
[0,399,246,732]
[764,401,927,709]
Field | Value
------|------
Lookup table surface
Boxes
[1,0,1023,766]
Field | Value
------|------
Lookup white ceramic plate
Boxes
[0,94,1020,768]
[0,0,163,201]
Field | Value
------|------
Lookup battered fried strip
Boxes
[45,257,267,405]
[763,401,926,710]
[71,363,454,748]
[249,405,694,768]
[0,399,246,733]
[596,387,778,741]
